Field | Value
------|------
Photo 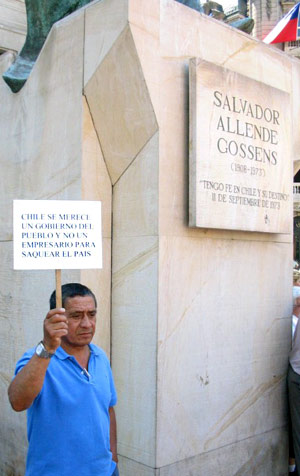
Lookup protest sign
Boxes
[14,200,102,306]
[14,200,102,270]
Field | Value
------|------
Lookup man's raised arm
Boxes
[8,308,68,411]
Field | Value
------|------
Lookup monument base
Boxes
[119,427,288,475]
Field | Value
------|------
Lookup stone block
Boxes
[80,239,111,357]
[82,95,112,238]
[112,235,158,467]
[113,132,158,238]
[0,0,27,52]
[84,0,128,85]
[118,455,158,475]
[160,0,292,92]
[158,427,288,475]
[81,96,112,355]
[85,25,158,184]
[157,235,291,465]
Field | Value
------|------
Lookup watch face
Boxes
[36,342,44,356]
[35,342,53,358]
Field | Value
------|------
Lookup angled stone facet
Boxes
[85,26,158,184]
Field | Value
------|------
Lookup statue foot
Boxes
[3,56,35,93]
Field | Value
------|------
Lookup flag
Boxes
[263,2,300,44]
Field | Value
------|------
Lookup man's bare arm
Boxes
[8,308,68,412]
[109,406,118,463]
[8,353,52,411]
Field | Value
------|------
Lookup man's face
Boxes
[62,295,97,348]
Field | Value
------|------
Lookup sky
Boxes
[218,0,239,13]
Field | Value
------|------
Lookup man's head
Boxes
[50,283,97,349]
[50,283,97,310]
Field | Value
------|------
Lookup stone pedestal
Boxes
[1,0,299,474]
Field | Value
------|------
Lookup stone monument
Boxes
[0,0,298,474]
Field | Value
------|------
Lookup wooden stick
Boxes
[55,269,62,308]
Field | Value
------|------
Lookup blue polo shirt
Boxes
[15,344,117,476]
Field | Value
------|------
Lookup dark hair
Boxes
[49,283,97,309]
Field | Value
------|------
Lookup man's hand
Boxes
[43,308,68,353]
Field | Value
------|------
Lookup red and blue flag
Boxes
[263,2,300,44]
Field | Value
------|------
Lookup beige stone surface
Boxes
[118,455,157,476]
[0,50,16,74]
[120,427,287,475]
[82,97,112,239]
[0,0,27,52]
[112,235,158,467]
[157,235,291,465]
[112,130,158,468]
[111,130,159,463]
[84,0,128,85]
[128,1,161,118]
[160,0,292,93]
[158,427,288,475]
[85,25,158,185]
[111,133,159,465]
[81,96,112,355]
[113,132,158,238]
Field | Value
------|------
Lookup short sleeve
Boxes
[14,348,35,376]
[106,360,117,407]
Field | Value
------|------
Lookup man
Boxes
[288,293,300,475]
[8,283,118,476]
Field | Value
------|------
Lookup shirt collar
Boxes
[55,343,100,360]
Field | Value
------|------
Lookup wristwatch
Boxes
[35,341,55,359]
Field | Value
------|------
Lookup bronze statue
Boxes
[3,0,93,93]
[176,0,204,12]
[176,0,254,34]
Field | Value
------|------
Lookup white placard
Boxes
[189,59,292,233]
[13,200,102,270]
